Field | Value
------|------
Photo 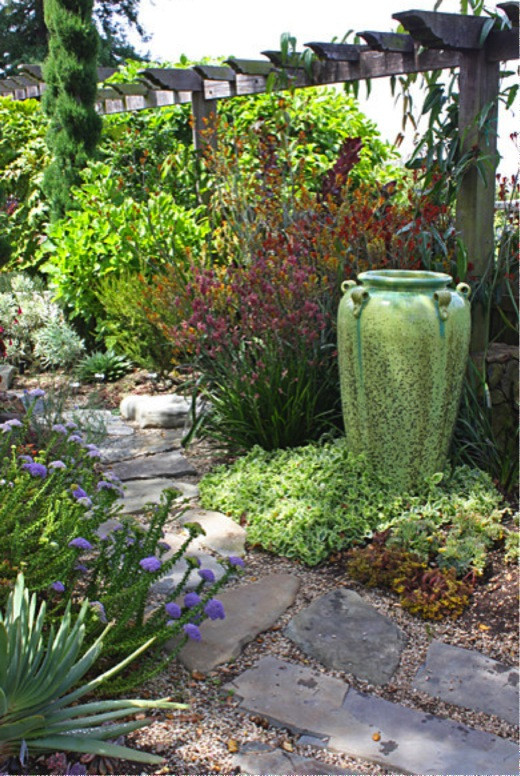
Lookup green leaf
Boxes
[27,735,166,765]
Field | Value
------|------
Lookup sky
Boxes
[129,0,517,174]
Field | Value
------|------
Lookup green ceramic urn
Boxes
[337,269,471,491]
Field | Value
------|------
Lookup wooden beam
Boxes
[225,58,273,75]
[486,29,519,61]
[393,10,489,49]
[456,50,500,355]
[358,31,414,53]
[497,2,519,26]
[261,50,305,67]
[141,67,202,92]
[192,64,235,81]
[304,42,366,61]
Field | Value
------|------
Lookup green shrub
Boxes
[199,439,506,567]
[75,349,133,383]
[39,165,209,327]
[0,273,83,368]
[0,574,181,769]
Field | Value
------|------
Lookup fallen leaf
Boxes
[478,624,491,631]
[372,732,381,741]
[227,739,239,753]
[281,741,294,752]
[191,670,206,680]
[195,727,203,737]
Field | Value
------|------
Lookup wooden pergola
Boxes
[1,5,518,353]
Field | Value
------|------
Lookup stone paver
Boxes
[178,507,246,557]
[234,742,361,775]
[64,409,135,436]
[0,364,15,390]
[118,478,199,513]
[152,530,226,595]
[120,393,195,428]
[99,428,183,463]
[285,589,406,685]
[174,574,300,673]
[413,640,519,725]
[228,657,518,776]
[109,450,197,481]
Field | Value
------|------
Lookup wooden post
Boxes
[456,50,500,357]
[191,92,218,152]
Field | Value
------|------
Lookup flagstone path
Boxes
[93,400,518,776]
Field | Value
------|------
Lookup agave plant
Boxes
[0,574,184,767]
[75,350,133,383]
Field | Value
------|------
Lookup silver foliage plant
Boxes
[0,574,183,768]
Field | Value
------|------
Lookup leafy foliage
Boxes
[0,574,181,768]
[75,350,133,383]
[33,320,85,370]
[199,439,505,567]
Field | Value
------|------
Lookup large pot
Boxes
[337,269,471,491]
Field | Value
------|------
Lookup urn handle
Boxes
[434,289,452,321]
[341,280,357,294]
[456,282,471,299]
[351,287,370,318]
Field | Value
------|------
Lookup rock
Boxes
[120,394,198,429]
[234,744,361,775]
[0,365,15,390]
[174,574,300,673]
[151,534,226,595]
[118,478,199,514]
[109,450,197,481]
[228,657,518,776]
[63,409,135,436]
[285,589,406,685]
[412,640,519,725]
[178,508,246,557]
[99,429,183,463]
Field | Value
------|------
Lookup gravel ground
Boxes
[122,537,518,775]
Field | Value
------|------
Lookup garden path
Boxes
[93,402,518,776]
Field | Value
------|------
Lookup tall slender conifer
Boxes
[42,0,102,220]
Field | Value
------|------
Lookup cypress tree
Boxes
[42,0,102,220]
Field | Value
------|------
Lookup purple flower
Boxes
[96,480,113,491]
[51,581,65,593]
[87,450,101,458]
[68,434,83,443]
[18,454,33,463]
[184,592,201,609]
[183,623,202,642]
[72,486,88,500]
[49,460,66,469]
[68,537,93,551]
[28,388,45,398]
[65,421,77,430]
[204,598,226,621]
[198,568,216,583]
[75,563,88,573]
[90,601,108,624]
[85,443,100,451]
[165,602,182,619]
[0,423,11,433]
[228,555,245,568]
[5,418,22,428]
[22,462,47,479]
[139,556,162,572]
[157,540,170,551]
[52,423,67,434]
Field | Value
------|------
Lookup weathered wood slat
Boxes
[101,98,125,114]
[203,79,235,99]
[96,87,123,100]
[193,64,235,81]
[141,67,202,92]
[110,82,149,96]
[486,29,520,61]
[304,42,366,61]
[235,73,268,96]
[226,58,273,75]
[261,50,305,67]
[19,64,43,79]
[393,10,488,49]
[497,2,519,27]
[358,31,414,53]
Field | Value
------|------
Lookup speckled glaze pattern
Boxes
[337,270,471,491]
